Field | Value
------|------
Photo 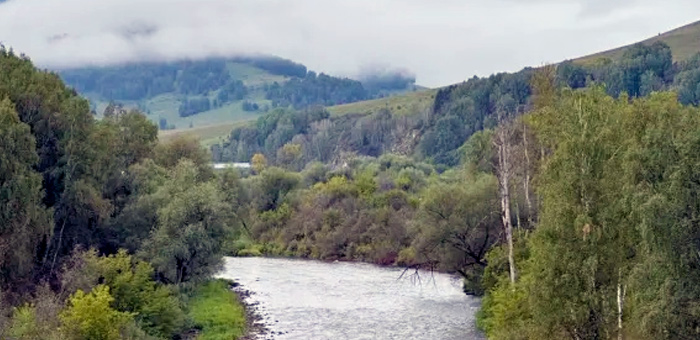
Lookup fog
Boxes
[0,0,698,86]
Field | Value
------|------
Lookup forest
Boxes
[2,37,700,340]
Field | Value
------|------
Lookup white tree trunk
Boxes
[617,279,626,340]
[497,125,516,285]
[522,123,533,227]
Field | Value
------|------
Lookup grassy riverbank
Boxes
[187,279,247,340]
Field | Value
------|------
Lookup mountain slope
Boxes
[215,19,700,167]
[58,56,419,134]
[575,19,700,65]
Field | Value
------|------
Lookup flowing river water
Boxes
[217,257,485,340]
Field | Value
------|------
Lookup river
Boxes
[217,257,485,340]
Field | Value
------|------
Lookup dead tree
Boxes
[494,113,517,285]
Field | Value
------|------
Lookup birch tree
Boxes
[494,104,517,285]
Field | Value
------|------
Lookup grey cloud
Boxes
[0,0,699,87]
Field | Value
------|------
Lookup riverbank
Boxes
[185,279,248,340]
[230,281,275,340]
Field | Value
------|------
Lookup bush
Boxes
[8,305,61,340]
[84,249,186,338]
[59,285,134,340]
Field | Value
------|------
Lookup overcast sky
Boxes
[0,0,698,87]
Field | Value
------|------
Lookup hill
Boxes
[574,19,700,65]
[215,19,700,167]
[57,56,419,135]
[59,57,299,130]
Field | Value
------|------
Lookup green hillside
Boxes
[59,56,419,144]
[327,88,437,116]
[158,89,434,146]
[575,19,700,65]
[215,19,700,166]
[76,60,287,130]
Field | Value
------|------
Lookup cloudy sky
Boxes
[0,0,698,87]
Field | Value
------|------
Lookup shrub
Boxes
[59,285,134,340]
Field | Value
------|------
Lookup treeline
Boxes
[425,41,688,166]
[0,49,246,338]
[60,58,230,101]
[231,55,308,78]
[263,70,418,109]
[58,56,306,102]
[265,72,371,109]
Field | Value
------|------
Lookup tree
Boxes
[253,167,300,212]
[106,111,158,168]
[494,112,517,285]
[0,98,52,291]
[139,160,231,284]
[277,143,302,170]
[154,135,213,180]
[513,87,636,338]
[414,173,500,294]
[251,153,267,174]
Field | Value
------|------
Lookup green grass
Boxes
[158,121,249,147]
[574,19,700,65]
[87,62,281,132]
[188,279,246,340]
[327,89,437,117]
[227,63,288,88]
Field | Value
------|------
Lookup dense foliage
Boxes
[477,85,700,339]
[0,49,246,339]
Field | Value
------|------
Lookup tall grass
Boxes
[188,279,246,340]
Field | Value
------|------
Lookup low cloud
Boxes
[0,0,699,87]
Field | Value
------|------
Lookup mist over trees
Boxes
[358,66,417,93]
[58,56,305,102]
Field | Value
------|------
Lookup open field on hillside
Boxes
[575,20,700,65]
[327,89,437,116]
[158,121,248,147]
